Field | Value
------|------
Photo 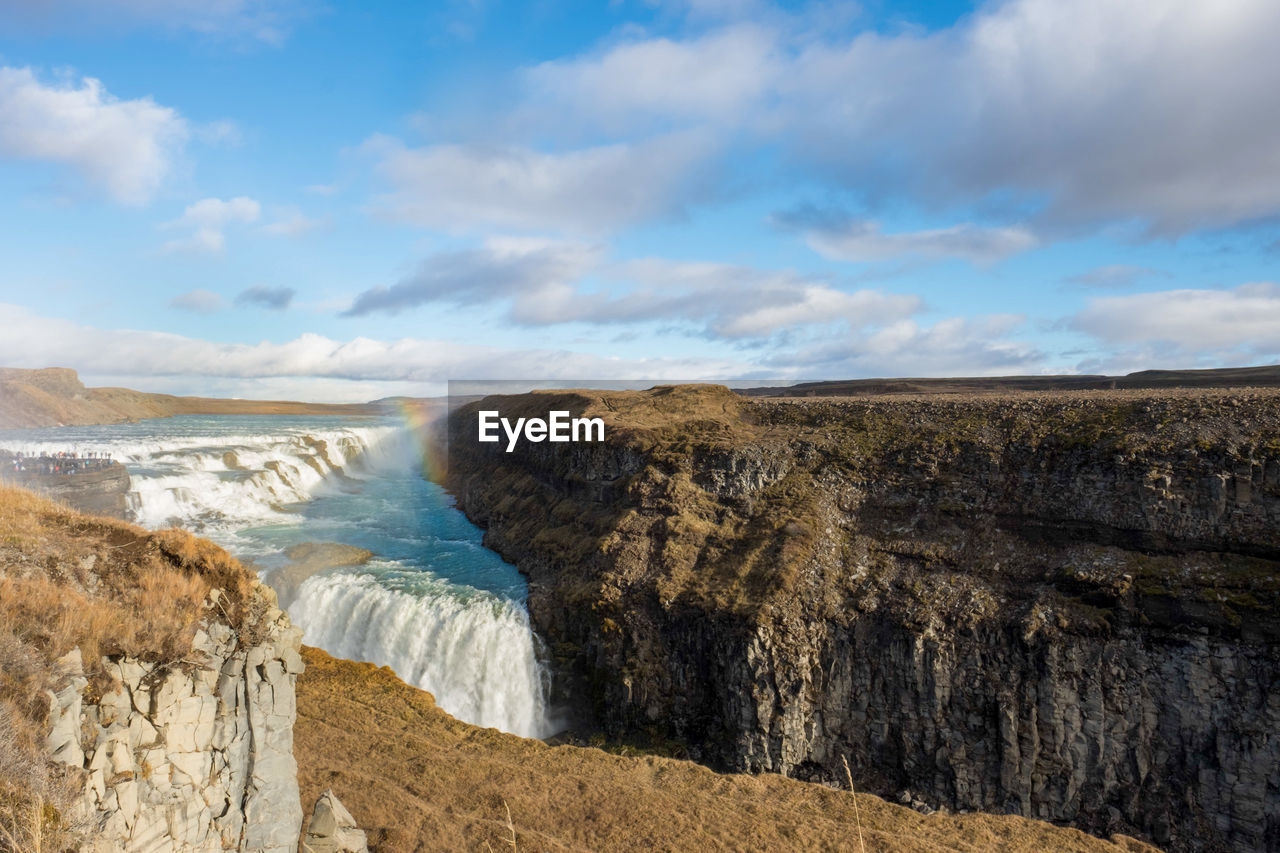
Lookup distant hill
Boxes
[8,364,1279,430]
[741,364,1280,397]
[0,367,381,429]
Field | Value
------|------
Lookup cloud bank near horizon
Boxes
[6,281,1280,401]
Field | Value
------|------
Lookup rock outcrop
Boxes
[269,542,374,609]
[0,455,131,519]
[446,385,1280,853]
[303,790,368,853]
[293,645,1158,853]
[0,489,309,852]
[46,594,305,852]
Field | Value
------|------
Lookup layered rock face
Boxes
[46,593,304,852]
[446,386,1280,853]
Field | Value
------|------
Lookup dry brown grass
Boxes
[295,647,1161,853]
[0,701,82,853]
[0,621,85,852]
[0,628,72,853]
[150,527,264,636]
[0,486,262,662]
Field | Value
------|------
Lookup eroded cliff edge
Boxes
[446,385,1280,853]
[0,486,303,851]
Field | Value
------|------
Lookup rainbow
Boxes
[392,398,449,482]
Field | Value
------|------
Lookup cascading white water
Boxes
[5,423,403,533]
[288,570,555,738]
[0,415,558,738]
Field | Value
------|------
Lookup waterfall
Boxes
[287,570,556,738]
[0,416,558,738]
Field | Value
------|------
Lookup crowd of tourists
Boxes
[6,450,115,476]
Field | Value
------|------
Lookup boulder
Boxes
[303,790,369,853]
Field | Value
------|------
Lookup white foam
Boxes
[290,570,558,738]
[3,425,402,532]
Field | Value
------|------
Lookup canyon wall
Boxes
[447,385,1280,853]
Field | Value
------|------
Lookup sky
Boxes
[0,0,1278,401]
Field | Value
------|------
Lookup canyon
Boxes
[0,484,1147,852]
[446,384,1280,853]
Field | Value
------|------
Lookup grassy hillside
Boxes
[295,647,1157,852]
[0,367,379,429]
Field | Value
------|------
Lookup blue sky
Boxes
[0,0,1278,400]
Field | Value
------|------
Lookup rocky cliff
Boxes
[0,486,305,852]
[47,609,303,851]
[0,453,131,519]
[446,385,1280,853]
[293,645,1157,852]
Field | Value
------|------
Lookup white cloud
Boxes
[767,315,1045,377]
[795,0,1280,232]
[261,207,326,237]
[345,238,603,316]
[1069,283,1280,353]
[162,229,226,254]
[363,132,719,234]
[344,239,921,339]
[236,285,295,310]
[0,303,750,401]
[176,196,261,227]
[168,289,224,313]
[604,258,919,337]
[783,214,1038,265]
[162,196,261,253]
[0,66,187,204]
[521,0,1280,235]
[523,25,780,135]
[195,119,242,146]
[712,286,900,338]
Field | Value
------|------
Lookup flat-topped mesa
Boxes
[446,383,1280,853]
[0,365,381,429]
